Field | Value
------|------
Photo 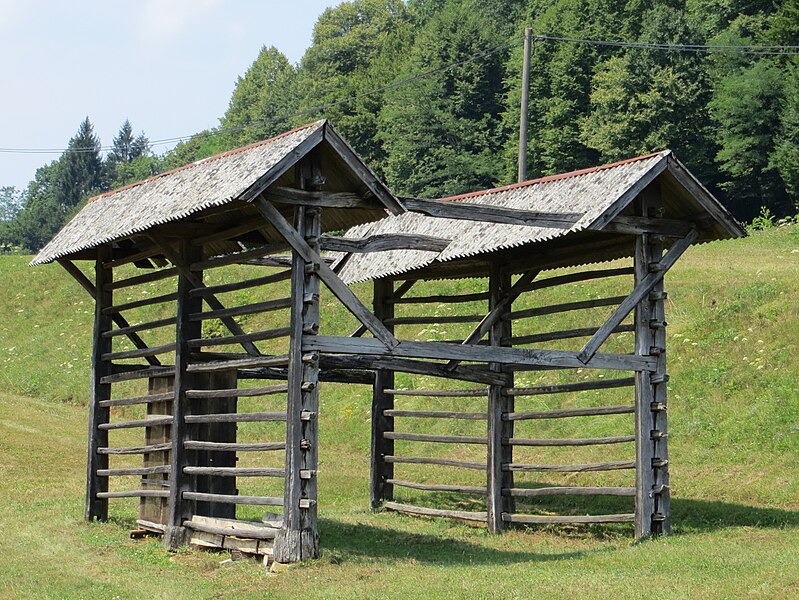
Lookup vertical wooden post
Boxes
[634,188,670,539]
[86,244,113,521]
[370,278,395,511]
[487,263,514,533]
[274,204,322,563]
[164,242,202,549]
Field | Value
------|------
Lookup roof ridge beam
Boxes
[402,197,581,228]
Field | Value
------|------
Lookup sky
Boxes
[0,0,337,191]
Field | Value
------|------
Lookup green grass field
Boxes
[1,225,798,599]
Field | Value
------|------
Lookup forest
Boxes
[1,0,797,253]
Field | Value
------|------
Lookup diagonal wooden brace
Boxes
[254,197,399,350]
[58,259,161,367]
[445,269,540,370]
[577,229,699,364]
[149,235,261,357]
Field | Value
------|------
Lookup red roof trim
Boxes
[438,150,668,202]
[87,120,324,204]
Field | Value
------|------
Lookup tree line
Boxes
[2,0,797,253]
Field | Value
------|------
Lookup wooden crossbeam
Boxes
[577,228,699,363]
[264,186,381,209]
[254,198,399,350]
[57,259,161,367]
[149,235,260,357]
[402,197,582,228]
[446,269,539,370]
[319,233,450,254]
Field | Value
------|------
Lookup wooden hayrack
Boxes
[32,120,745,563]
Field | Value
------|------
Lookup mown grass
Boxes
[0,225,798,598]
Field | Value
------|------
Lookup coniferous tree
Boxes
[57,117,102,211]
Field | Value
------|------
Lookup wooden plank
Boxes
[106,267,178,290]
[190,244,287,271]
[97,490,170,499]
[507,435,636,446]
[304,336,657,372]
[189,269,292,297]
[383,410,486,420]
[384,456,484,470]
[254,198,398,350]
[191,220,265,247]
[183,492,284,506]
[577,228,698,363]
[99,416,173,430]
[98,392,173,408]
[513,267,635,295]
[384,501,487,522]
[384,388,487,397]
[402,197,581,228]
[319,233,449,254]
[507,377,636,397]
[183,441,286,452]
[188,297,291,322]
[183,467,284,477]
[510,324,635,345]
[603,215,695,237]
[102,316,177,338]
[502,513,635,524]
[384,432,486,445]
[187,327,291,349]
[504,461,635,473]
[388,291,490,305]
[506,295,628,321]
[264,186,378,209]
[187,355,289,373]
[184,412,287,424]
[386,479,486,495]
[103,245,163,269]
[100,366,175,384]
[97,466,171,477]
[98,443,172,455]
[386,314,483,326]
[185,517,279,540]
[186,384,288,399]
[102,342,176,362]
[102,292,178,315]
[505,405,635,420]
[505,487,635,497]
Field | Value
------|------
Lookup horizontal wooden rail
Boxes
[514,267,634,295]
[385,314,484,326]
[506,296,627,322]
[502,513,635,524]
[388,291,490,305]
[185,385,288,399]
[504,461,635,473]
[183,467,284,477]
[319,233,450,254]
[103,246,163,269]
[105,267,178,291]
[383,388,487,398]
[190,244,287,272]
[505,405,635,421]
[189,269,292,297]
[102,342,176,362]
[184,412,286,424]
[182,492,283,506]
[98,416,173,430]
[506,435,636,446]
[102,292,178,315]
[98,392,174,408]
[509,324,635,346]
[102,316,177,338]
[189,297,291,322]
[504,486,635,497]
[97,466,171,477]
[386,479,486,495]
[384,409,487,420]
[184,518,279,540]
[384,501,487,522]
[186,355,289,373]
[385,456,485,470]
[507,377,636,397]
[183,441,286,452]
[97,443,172,455]
[100,366,176,384]
[384,432,486,445]
[187,327,291,349]
[96,490,170,499]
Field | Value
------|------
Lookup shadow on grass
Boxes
[671,497,799,532]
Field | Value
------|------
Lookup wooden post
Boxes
[370,278,395,511]
[274,205,321,563]
[634,188,671,539]
[86,244,113,521]
[487,263,514,532]
[164,242,203,549]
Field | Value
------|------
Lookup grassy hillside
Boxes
[0,225,798,599]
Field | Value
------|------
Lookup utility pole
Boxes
[518,27,532,183]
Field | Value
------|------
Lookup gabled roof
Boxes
[31,120,402,266]
[335,150,745,284]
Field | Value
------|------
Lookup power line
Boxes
[2,31,797,156]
